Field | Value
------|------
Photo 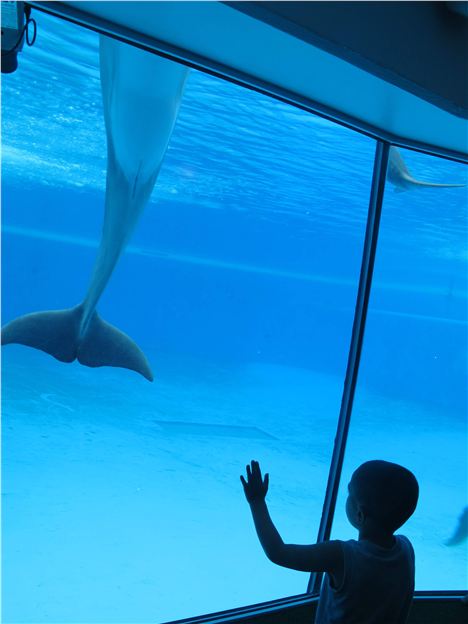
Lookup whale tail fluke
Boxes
[402,180,466,191]
[388,147,466,192]
[77,311,154,381]
[1,307,82,362]
[1,306,153,381]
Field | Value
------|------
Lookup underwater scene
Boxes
[1,10,467,624]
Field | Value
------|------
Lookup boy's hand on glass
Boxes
[240,460,269,504]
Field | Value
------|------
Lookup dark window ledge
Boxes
[164,592,468,624]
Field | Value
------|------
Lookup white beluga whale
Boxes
[388,146,466,191]
[1,36,189,381]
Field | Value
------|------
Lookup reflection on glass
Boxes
[332,147,468,590]
[1,13,374,624]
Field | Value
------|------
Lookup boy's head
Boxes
[346,460,419,534]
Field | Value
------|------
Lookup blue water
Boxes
[2,11,467,624]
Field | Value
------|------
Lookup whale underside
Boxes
[1,37,189,381]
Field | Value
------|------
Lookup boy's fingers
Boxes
[240,475,247,488]
[246,464,252,479]
[252,460,261,477]
[264,473,269,488]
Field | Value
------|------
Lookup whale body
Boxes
[388,146,465,192]
[1,37,189,381]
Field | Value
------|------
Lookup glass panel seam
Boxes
[308,141,390,594]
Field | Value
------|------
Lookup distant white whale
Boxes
[388,146,465,191]
[1,37,189,381]
[446,506,468,546]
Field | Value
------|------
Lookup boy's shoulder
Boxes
[334,535,414,551]
[394,534,415,559]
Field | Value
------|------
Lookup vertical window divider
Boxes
[307,140,390,595]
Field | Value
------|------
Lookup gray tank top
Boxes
[315,535,415,624]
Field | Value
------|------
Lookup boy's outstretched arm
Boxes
[241,460,343,578]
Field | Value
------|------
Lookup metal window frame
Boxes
[307,140,390,594]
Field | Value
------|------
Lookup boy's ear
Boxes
[356,505,367,524]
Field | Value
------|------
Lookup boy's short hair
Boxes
[352,460,419,533]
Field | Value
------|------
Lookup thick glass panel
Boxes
[2,13,374,622]
[331,147,468,590]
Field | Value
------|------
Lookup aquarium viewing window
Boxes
[1,3,467,624]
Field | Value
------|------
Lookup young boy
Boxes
[241,459,419,624]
